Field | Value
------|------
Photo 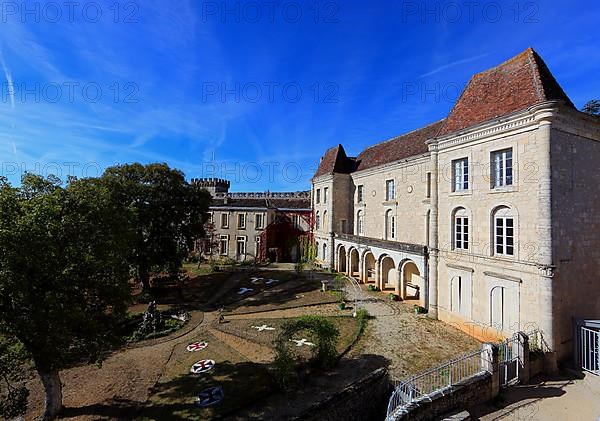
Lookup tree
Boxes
[100,163,211,290]
[582,99,600,116]
[0,174,134,419]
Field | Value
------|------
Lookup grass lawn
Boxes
[140,330,274,420]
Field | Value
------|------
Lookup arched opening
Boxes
[363,252,376,284]
[491,206,515,257]
[385,210,395,240]
[380,255,397,290]
[402,261,424,306]
[322,243,328,262]
[349,248,360,278]
[323,210,328,233]
[356,210,364,235]
[337,246,347,273]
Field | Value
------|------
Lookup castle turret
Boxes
[191,178,230,196]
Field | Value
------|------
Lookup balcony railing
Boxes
[334,232,427,256]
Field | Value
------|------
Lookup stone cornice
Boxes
[432,101,561,152]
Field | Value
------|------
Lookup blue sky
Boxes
[1,0,599,191]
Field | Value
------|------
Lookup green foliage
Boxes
[0,335,29,418]
[294,261,305,275]
[273,316,340,387]
[100,163,211,289]
[582,99,600,116]
[0,174,135,416]
[298,236,316,263]
[355,308,370,336]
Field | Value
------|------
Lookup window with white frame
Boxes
[323,211,328,232]
[385,179,395,201]
[255,213,264,229]
[236,236,246,257]
[315,211,321,230]
[491,148,513,188]
[237,213,246,229]
[493,207,515,256]
[324,187,329,204]
[316,189,321,204]
[357,210,364,235]
[452,158,469,191]
[454,208,469,250]
[219,235,229,255]
[357,185,364,203]
[221,213,229,228]
[385,209,395,240]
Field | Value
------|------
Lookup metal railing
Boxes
[386,347,491,420]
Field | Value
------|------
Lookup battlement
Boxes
[214,191,310,199]
[192,178,231,194]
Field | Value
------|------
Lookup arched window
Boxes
[323,243,328,260]
[490,286,505,330]
[453,207,469,250]
[385,209,395,240]
[356,210,364,235]
[493,207,515,256]
[315,241,319,259]
[323,210,328,232]
[315,211,320,230]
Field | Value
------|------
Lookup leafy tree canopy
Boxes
[100,163,211,289]
[582,99,600,116]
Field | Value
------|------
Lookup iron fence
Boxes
[386,347,491,420]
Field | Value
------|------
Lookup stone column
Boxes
[395,269,401,296]
[482,343,500,399]
[374,260,380,290]
[428,144,440,318]
[515,332,530,384]
[535,111,556,359]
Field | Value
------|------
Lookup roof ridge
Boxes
[360,118,446,153]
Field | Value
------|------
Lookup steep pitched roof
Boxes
[354,120,445,172]
[313,144,355,178]
[437,48,574,136]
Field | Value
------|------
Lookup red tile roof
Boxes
[354,120,445,172]
[313,144,355,178]
[438,48,574,136]
[314,48,574,176]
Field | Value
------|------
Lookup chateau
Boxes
[193,178,311,262]
[312,48,600,361]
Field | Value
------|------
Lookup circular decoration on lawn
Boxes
[186,341,208,352]
[190,359,215,374]
[195,386,224,407]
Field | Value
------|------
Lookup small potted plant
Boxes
[389,293,398,301]
[338,301,346,310]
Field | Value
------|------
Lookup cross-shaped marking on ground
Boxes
[250,277,263,284]
[251,324,275,332]
[190,359,215,374]
[290,338,315,347]
[265,279,279,285]
[186,341,208,352]
[238,287,254,295]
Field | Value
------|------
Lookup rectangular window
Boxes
[221,213,229,228]
[492,148,513,188]
[455,216,469,250]
[292,214,301,229]
[316,189,321,204]
[453,158,469,191]
[357,185,364,203]
[236,236,246,257]
[207,212,213,224]
[495,217,514,256]
[426,173,431,198]
[391,216,396,239]
[237,213,246,229]
[219,235,229,255]
[386,180,395,201]
[255,213,264,230]
[323,187,329,204]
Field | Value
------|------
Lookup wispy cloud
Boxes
[419,53,490,78]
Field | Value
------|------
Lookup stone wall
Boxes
[292,367,390,421]
[395,372,493,421]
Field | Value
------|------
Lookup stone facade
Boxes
[193,178,312,262]
[311,48,600,360]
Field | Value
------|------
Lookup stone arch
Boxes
[400,260,424,305]
[490,204,518,258]
[362,251,376,284]
[337,245,347,273]
[349,247,360,278]
[380,254,397,291]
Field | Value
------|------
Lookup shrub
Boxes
[273,316,340,387]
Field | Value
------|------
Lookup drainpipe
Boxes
[428,143,440,318]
